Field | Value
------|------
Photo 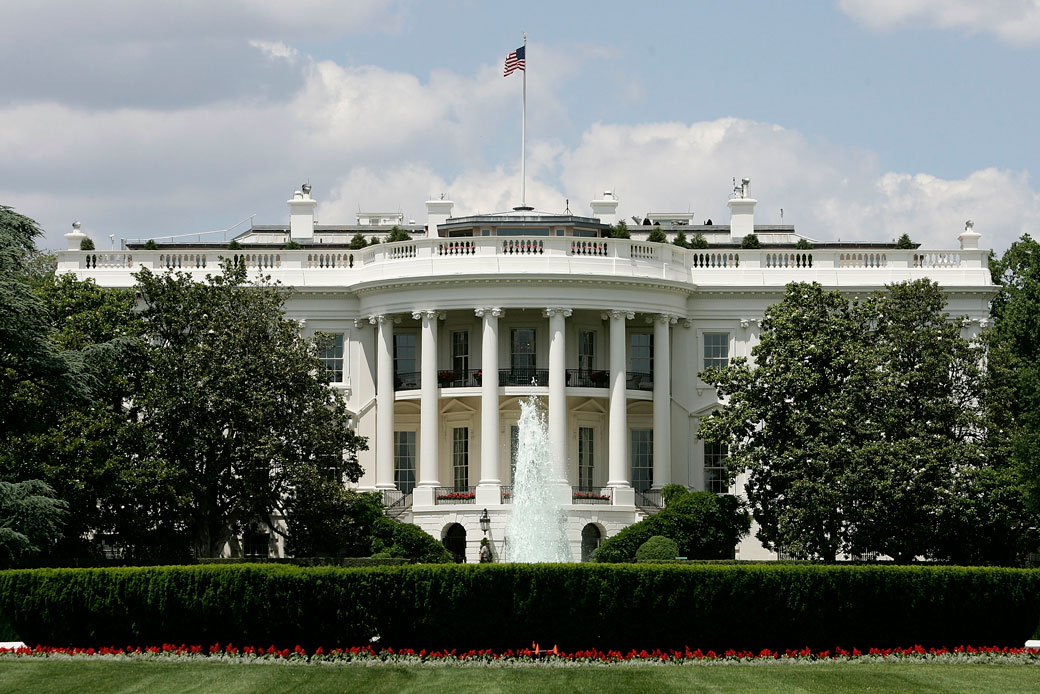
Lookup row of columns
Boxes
[369,308,676,500]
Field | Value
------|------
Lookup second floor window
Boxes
[630,333,653,375]
[394,333,416,375]
[318,333,344,382]
[704,333,729,370]
[511,328,536,371]
[452,330,469,374]
[578,330,596,372]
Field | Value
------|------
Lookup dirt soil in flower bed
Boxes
[1,660,1040,694]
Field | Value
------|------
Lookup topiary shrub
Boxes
[284,241,302,250]
[895,233,915,249]
[609,220,631,239]
[636,535,678,562]
[227,239,242,250]
[690,232,709,249]
[386,226,411,242]
[794,238,814,250]
[143,239,159,250]
[647,228,667,243]
[740,233,761,249]
[79,237,95,251]
[348,232,368,250]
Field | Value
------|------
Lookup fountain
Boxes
[505,395,572,562]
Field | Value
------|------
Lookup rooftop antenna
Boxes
[780,208,784,224]
[565,198,571,214]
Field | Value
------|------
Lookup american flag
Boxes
[504,45,525,76]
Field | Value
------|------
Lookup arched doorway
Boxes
[581,523,603,562]
[443,523,467,563]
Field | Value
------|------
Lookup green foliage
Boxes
[595,490,749,562]
[143,239,159,250]
[348,232,368,250]
[794,238,814,250]
[660,483,688,507]
[1,564,1039,651]
[646,228,667,244]
[635,535,678,561]
[371,516,452,563]
[690,232,709,249]
[285,487,384,558]
[672,230,689,248]
[700,280,1026,563]
[386,226,411,243]
[609,220,630,239]
[894,233,915,249]
[368,236,380,245]
[226,239,242,250]
[740,234,761,249]
[79,237,95,251]
[0,480,67,567]
[283,241,302,250]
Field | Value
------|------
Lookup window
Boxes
[510,424,519,484]
[511,328,536,383]
[394,431,416,493]
[394,333,417,387]
[318,334,344,382]
[242,526,269,559]
[704,333,729,370]
[704,442,729,494]
[630,333,653,375]
[631,429,653,492]
[578,330,596,373]
[578,426,595,489]
[452,331,469,375]
[452,427,469,489]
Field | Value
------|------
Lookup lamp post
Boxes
[479,508,490,536]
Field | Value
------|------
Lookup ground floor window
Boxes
[394,431,416,493]
[453,427,469,489]
[631,429,653,492]
[704,442,729,494]
[242,526,270,559]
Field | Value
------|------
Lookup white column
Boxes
[652,314,676,489]
[476,308,502,504]
[416,311,440,489]
[606,310,633,489]
[546,307,571,483]
[373,315,395,489]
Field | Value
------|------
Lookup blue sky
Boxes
[2,0,1038,252]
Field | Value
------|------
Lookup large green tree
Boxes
[134,262,367,557]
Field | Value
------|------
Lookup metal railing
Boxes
[393,371,420,391]
[437,368,483,388]
[572,486,613,504]
[565,369,610,388]
[499,368,549,386]
[381,489,413,519]
[434,486,476,504]
[500,485,514,504]
[635,489,664,514]
[626,371,654,390]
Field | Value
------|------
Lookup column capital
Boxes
[367,314,401,325]
[601,310,635,321]
[646,313,678,325]
[475,307,504,318]
[411,309,444,322]
[543,307,573,318]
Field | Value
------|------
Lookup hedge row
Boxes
[1,563,1038,652]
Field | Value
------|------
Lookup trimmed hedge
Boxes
[1,564,1039,652]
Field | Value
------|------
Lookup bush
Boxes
[609,220,630,239]
[690,232,709,249]
[371,517,452,564]
[636,536,678,561]
[283,241,302,250]
[794,238,814,250]
[227,239,242,250]
[143,239,159,250]
[1,563,1038,652]
[79,237,95,251]
[740,234,761,249]
[647,228,667,244]
[348,233,368,250]
[386,226,411,243]
[595,490,749,563]
[895,233,915,249]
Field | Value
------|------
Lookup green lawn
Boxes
[0,660,1038,694]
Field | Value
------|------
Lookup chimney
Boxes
[287,183,317,242]
[958,219,981,250]
[65,220,87,250]
[590,190,619,225]
[727,177,756,243]
[426,195,454,237]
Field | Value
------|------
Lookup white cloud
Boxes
[839,0,1040,46]
[249,40,299,61]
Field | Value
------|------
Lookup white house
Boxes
[57,181,994,562]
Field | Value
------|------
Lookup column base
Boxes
[476,483,502,506]
[610,486,635,506]
[412,485,436,507]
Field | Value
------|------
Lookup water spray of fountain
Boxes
[505,395,572,562]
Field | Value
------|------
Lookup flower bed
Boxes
[2,643,1039,667]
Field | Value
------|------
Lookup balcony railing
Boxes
[437,368,482,388]
[381,489,413,519]
[393,371,420,391]
[572,486,613,504]
[434,486,476,504]
[499,368,549,386]
[566,369,610,388]
[500,485,513,504]
[626,371,654,390]
[635,489,664,514]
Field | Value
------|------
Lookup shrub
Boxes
[348,232,368,249]
[690,232,709,249]
[79,237,95,251]
[372,517,452,564]
[740,234,761,249]
[386,226,411,243]
[794,238,814,250]
[647,228,667,244]
[227,239,242,250]
[143,239,159,250]
[1,564,1039,652]
[895,233,915,249]
[283,241,302,250]
[609,220,630,239]
[636,536,678,561]
[672,230,689,248]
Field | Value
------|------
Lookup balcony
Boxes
[395,369,652,391]
[434,486,476,504]
[566,369,609,388]
[572,486,613,504]
[437,369,482,388]
[499,368,549,386]
[626,371,653,391]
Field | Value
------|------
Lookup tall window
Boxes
[452,330,469,375]
[394,333,417,387]
[630,333,653,374]
[452,427,469,489]
[511,328,536,382]
[704,442,729,493]
[394,431,416,493]
[578,330,596,372]
[631,429,653,492]
[578,426,595,489]
[703,333,729,370]
[510,424,519,484]
[318,334,344,383]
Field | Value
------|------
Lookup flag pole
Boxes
[521,32,527,208]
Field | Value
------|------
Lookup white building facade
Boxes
[58,184,994,562]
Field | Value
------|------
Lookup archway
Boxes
[581,523,603,562]
[443,523,467,563]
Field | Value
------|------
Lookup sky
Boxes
[2,0,1039,252]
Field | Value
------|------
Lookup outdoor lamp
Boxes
[479,508,491,535]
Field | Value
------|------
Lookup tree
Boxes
[690,232,709,249]
[894,233,915,249]
[134,261,367,557]
[348,232,368,250]
[285,484,384,557]
[647,228,667,243]
[609,220,630,239]
[594,489,748,562]
[371,516,452,563]
[672,230,689,248]
[794,238,815,250]
[79,237,95,251]
[700,280,1026,562]
[740,234,761,249]
[0,479,67,567]
[386,226,411,243]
